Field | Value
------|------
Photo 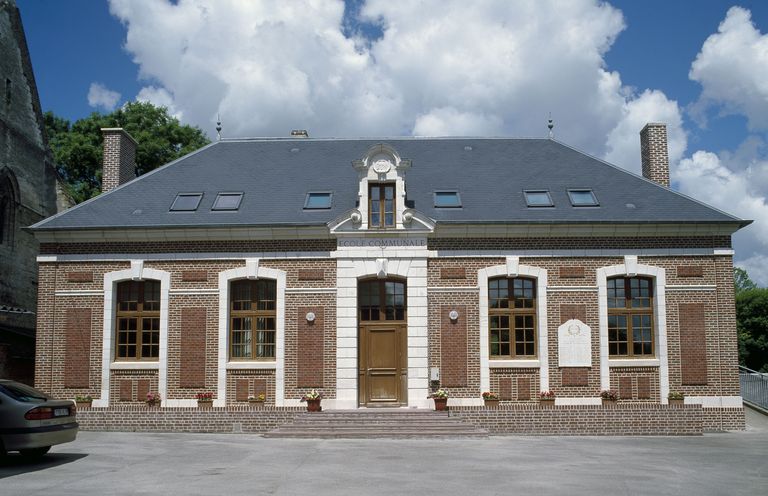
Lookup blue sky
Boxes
[14,0,768,283]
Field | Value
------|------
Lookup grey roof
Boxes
[31,137,748,231]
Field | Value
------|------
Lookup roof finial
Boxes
[216,114,222,141]
[547,113,554,139]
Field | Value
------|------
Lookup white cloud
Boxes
[737,254,768,288]
[412,108,503,137]
[87,82,121,111]
[136,86,183,121]
[689,6,768,130]
[107,0,648,152]
[604,89,686,174]
[676,150,768,284]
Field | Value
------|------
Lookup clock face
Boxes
[372,159,392,173]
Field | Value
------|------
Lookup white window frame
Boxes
[597,257,670,403]
[478,258,549,394]
[218,259,286,407]
[99,261,170,407]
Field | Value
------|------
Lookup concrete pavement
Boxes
[2,428,766,495]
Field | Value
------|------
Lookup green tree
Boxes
[44,102,210,203]
[734,267,768,372]
[734,267,757,294]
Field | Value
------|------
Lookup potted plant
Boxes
[668,391,685,406]
[600,389,619,406]
[248,393,266,407]
[196,392,214,408]
[482,391,499,408]
[539,390,556,407]
[428,388,449,411]
[300,389,323,412]
[75,394,93,409]
[146,392,161,408]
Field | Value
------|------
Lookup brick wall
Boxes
[450,404,703,435]
[640,123,670,187]
[76,407,303,433]
[101,128,137,193]
[34,247,742,429]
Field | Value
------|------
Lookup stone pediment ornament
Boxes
[372,158,392,174]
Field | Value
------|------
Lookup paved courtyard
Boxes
[2,411,767,496]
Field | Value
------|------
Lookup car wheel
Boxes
[19,446,51,458]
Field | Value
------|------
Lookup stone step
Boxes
[264,410,488,439]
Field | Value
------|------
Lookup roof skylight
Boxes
[434,191,462,208]
[212,193,243,211]
[568,189,599,207]
[524,190,553,207]
[304,192,333,209]
[170,193,203,212]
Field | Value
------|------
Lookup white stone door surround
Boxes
[334,247,430,409]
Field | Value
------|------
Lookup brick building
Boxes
[29,123,750,432]
[0,0,71,383]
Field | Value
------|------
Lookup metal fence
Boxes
[740,366,768,410]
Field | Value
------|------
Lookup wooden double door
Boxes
[358,279,407,407]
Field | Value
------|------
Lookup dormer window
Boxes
[369,183,395,228]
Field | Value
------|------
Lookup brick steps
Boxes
[264,410,488,439]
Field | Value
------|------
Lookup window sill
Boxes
[226,361,277,370]
[489,359,540,368]
[111,362,160,370]
[608,358,660,367]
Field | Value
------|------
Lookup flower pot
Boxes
[484,399,499,408]
[602,399,617,407]
[146,402,160,408]
[249,400,265,408]
[433,397,448,411]
[197,400,213,409]
[76,401,92,409]
[668,398,684,407]
[306,399,322,412]
[539,398,555,408]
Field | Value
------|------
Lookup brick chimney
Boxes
[640,123,669,187]
[101,128,138,193]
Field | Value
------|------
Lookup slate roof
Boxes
[30,137,748,231]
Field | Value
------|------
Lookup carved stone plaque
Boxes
[558,319,592,367]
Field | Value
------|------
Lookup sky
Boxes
[14,0,768,285]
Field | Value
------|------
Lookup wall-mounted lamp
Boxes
[449,310,459,322]
[305,312,316,322]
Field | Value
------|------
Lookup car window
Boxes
[0,382,50,402]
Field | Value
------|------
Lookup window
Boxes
[567,189,598,206]
[0,191,7,244]
[0,174,15,245]
[607,276,654,356]
[115,280,160,361]
[434,191,462,208]
[230,279,276,359]
[488,277,537,358]
[304,192,333,209]
[369,183,395,228]
[359,279,406,321]
[212,192,243,211]
[170,193,203,211]
[524,190,553,207]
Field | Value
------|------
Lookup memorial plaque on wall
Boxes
[558,319,592,367]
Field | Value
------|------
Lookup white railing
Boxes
[740,366,768,410]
